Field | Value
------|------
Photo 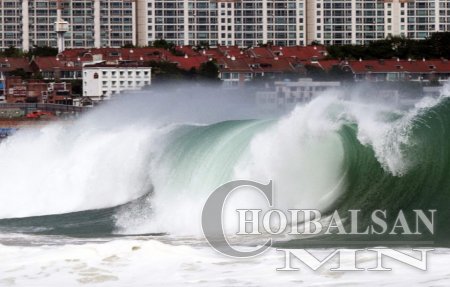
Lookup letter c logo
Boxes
[201,180,273,258]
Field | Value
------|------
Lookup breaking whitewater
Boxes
[0,84,450,286]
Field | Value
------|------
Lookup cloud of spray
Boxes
[0,84,269,219]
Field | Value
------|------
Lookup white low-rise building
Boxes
[256,78,340,110]
[83,62,151,101]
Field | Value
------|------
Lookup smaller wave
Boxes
[0,193,153,237]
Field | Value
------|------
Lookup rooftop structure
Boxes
[54,0,70,53]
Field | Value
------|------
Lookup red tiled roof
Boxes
[28,47,450,76]
[245,45,327,61]
[59,48,168,62]
[248,47,274,58]
[270,45,327,60]
[202,48,225,59]
[32,57,81,71]
[0,58,31,72]
[343,59,450,74]
[166,55,209,70]
[201,47,246,61]
[315,59,340,71]
[218,57,298,74]
[173,46,201,57]
[217,46,245,58]
[217,57,252,72]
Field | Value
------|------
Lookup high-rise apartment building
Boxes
[0,0,450,51]
[308,0,447,45]
[0,0,23,48]
[402,0,442,39]
[0,0,135,51]
[308,0,387,45]
[138,0,307,47]
[139,0,450,47]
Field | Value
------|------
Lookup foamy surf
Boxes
[0,237,449,286]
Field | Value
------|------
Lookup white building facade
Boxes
[256,78,340,109]
[83,63,151,101]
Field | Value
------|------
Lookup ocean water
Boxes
[0,85,449,286]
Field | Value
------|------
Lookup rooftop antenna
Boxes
[54,0,69,53]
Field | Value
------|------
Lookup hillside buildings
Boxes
[1,0,450,51]
[4,77,73,104]
[0,45,449,107]
[0,58,31,103]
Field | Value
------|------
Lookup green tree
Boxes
[427,32,450,59]
[305,65,327,81]
[325,32,450,60]
[198,61,219,81]
[28,46,58,57]
[152,39,174,50]
[2,46,23,57]
[8,68,31,79]
[195,41,210,50]
[121,43,136,49]
[328,65,354,82]
[148,60,186,83]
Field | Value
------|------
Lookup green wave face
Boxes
[332,98,450,246]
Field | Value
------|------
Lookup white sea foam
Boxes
[0,121,157,218]
[0,238,448,286]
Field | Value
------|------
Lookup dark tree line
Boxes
[0,45,59,58]
[148,60,220,84]
[304,64,354,82]
[327,32,450,60]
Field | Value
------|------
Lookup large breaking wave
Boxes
[0,84,449,245]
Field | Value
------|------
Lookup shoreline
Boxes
[0,119,57,128]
